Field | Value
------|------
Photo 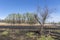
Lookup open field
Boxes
[0,23,40,26]
[0,22,59,26]
[0,25,59,40]
[0,23,60,40]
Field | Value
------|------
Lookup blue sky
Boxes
[0,0,60,22]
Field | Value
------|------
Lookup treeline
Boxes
[1,13,38,24]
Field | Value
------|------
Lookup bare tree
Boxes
[34,14,41,24]
[34,6,52,35]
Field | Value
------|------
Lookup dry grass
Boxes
[0,22,58,27]
[0,22,40,26]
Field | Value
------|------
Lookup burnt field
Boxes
[0,25,60,40]
[0,25,60,31]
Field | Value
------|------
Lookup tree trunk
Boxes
[40,24,44,36]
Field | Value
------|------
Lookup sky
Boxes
[0,0,60,23]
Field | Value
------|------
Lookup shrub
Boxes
[1,30,9,36]
[37,35,54,40]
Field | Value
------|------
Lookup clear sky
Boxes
[0,0,60,23]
